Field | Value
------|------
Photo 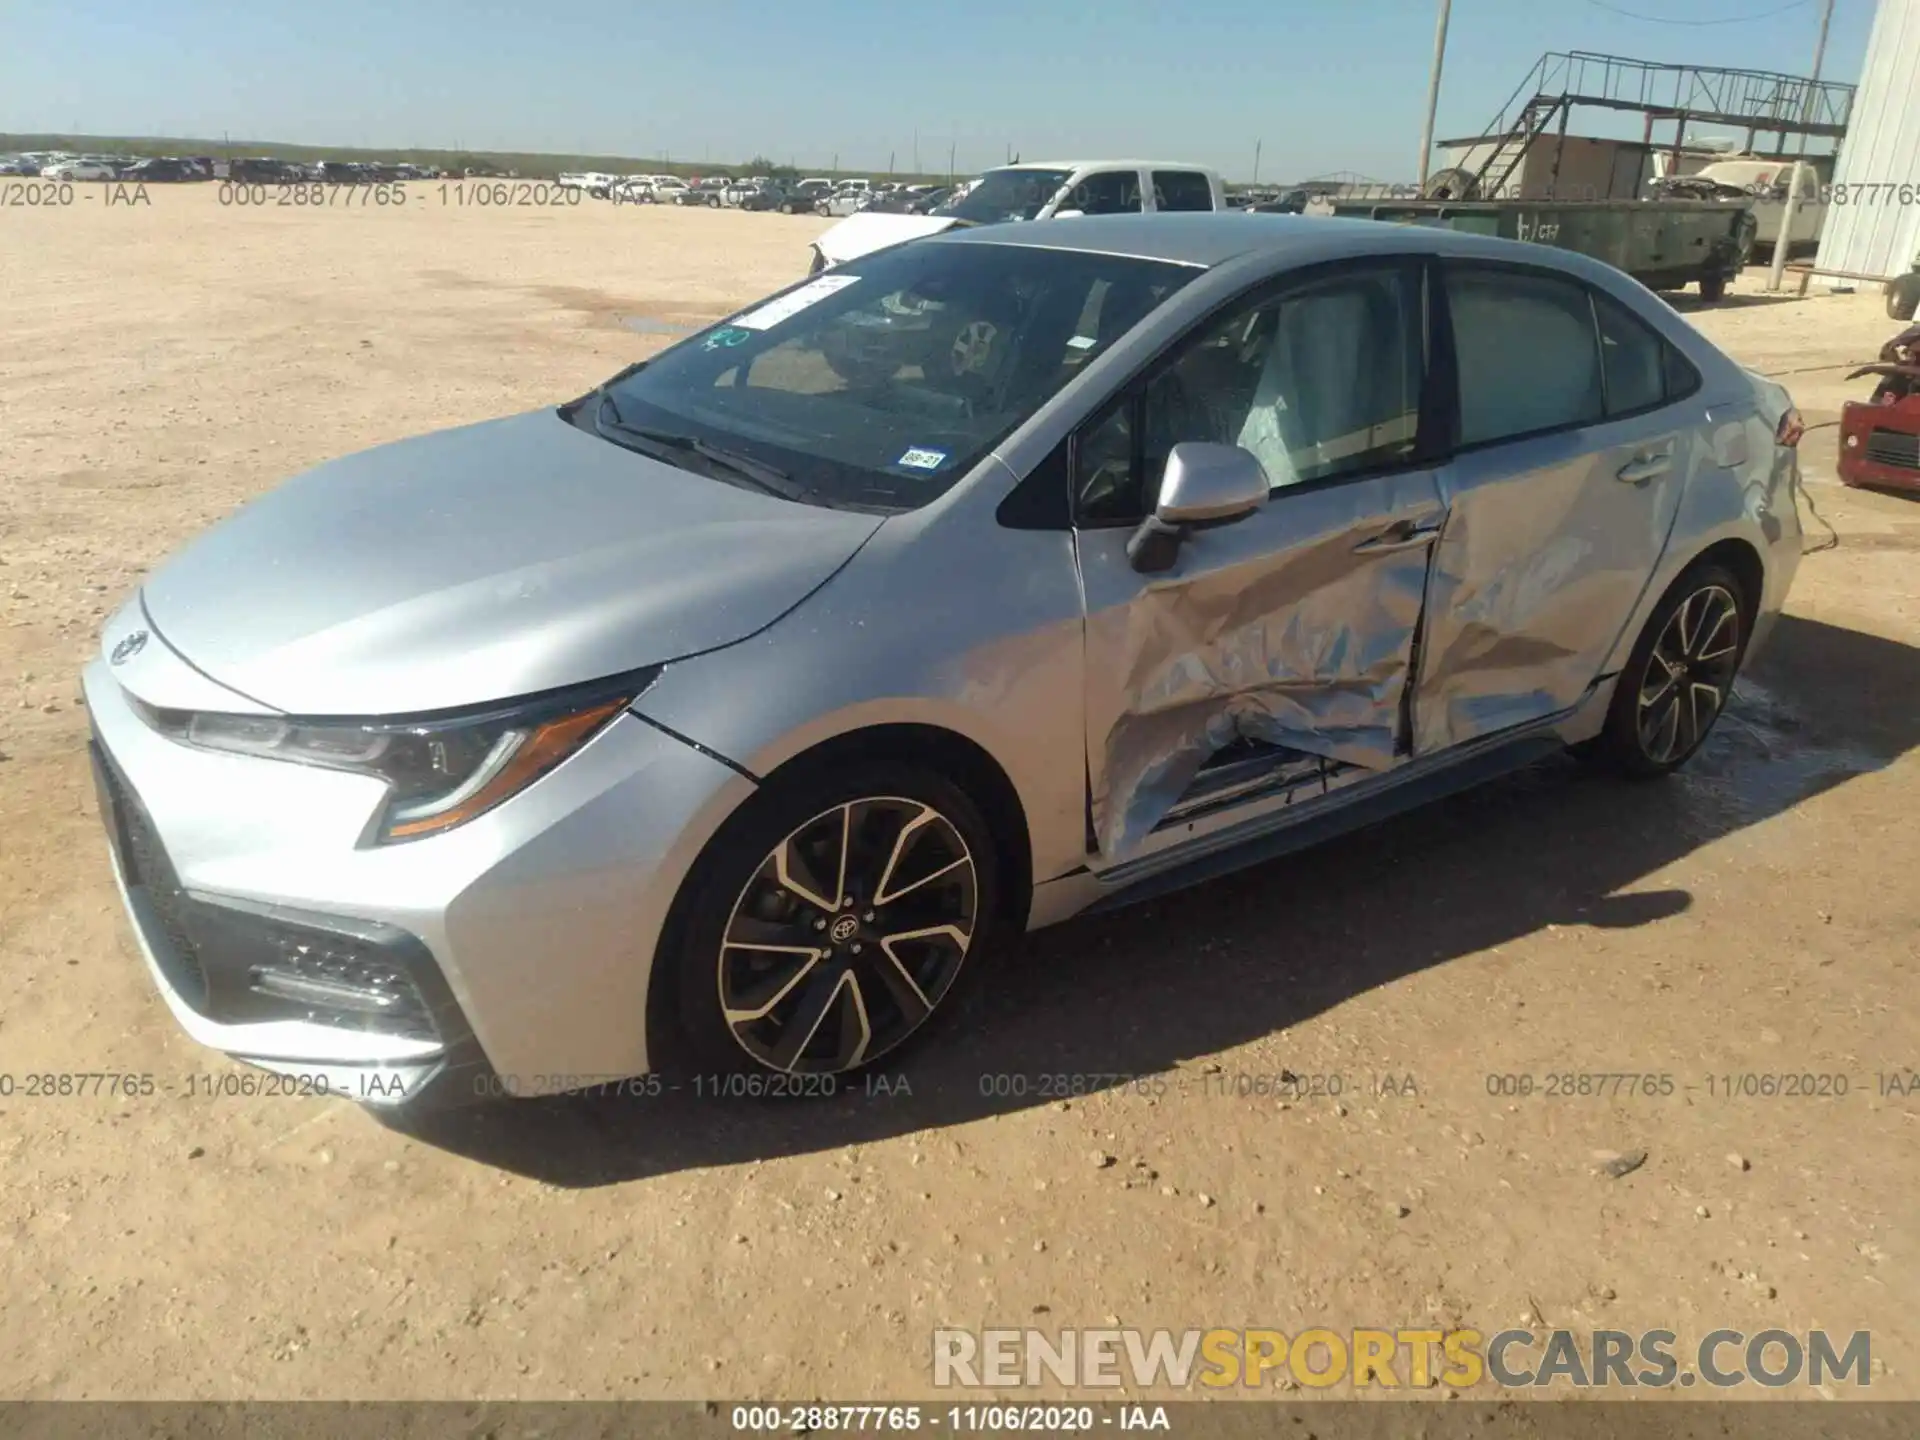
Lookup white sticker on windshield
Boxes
[732,274,862,331]
[896,447,948,470]
[1067,334,1097,349]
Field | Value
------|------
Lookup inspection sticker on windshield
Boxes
[733,274,862,331]
[896,447,948,471]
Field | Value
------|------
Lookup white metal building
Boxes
[1812,0,1920,281]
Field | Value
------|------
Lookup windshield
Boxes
[592,240,1197,511]
[937,168,1073,224]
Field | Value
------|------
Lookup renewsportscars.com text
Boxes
[932,1327,1873,1390]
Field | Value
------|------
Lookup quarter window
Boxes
[1445,266,1604,446]
[1593,290,1669,416]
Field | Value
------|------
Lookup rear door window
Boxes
[1067,171,1142,215]
[1152,171,1215,212]
[1443,265,1604,447]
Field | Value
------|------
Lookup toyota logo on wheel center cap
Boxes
[829,915,860,943]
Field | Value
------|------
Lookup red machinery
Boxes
[1839,323,1920,495]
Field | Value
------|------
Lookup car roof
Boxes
[999,160,1217,174]
[928,211,1627,282]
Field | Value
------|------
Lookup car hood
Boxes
[815,213,961,266]
[135,409,884,716]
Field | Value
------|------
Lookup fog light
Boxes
[249,936,436,1038]
[1845,434,1860,448]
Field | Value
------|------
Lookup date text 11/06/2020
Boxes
[1484,1071,1920,1099]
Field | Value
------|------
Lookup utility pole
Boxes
[913,128,919,172]
[1416,0,1453,190]
[1768,0,1835,292]
[1253,138,1262,186]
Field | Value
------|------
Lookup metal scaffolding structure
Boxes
[1439,50,1857,201]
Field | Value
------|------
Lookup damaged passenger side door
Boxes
[1072,258,1449,864]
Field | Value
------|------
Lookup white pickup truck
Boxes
[808,159,1227,272]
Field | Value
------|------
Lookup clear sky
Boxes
[0,0,1878,180]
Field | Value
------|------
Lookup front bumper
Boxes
[1837,397,1920,493]
[83,641,753,1107]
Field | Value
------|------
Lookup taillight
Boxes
[1776,407,1805,448]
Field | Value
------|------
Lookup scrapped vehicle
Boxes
[1647,157,1825,259]
[87,215,1803,1109]
[809,160,1226,272]
[1838,323,1920,494]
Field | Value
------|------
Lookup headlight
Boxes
[128,673,652,844]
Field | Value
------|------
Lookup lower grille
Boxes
[1865,428,1920,471]
[90,736,440,1042]
[93,740,211,1010]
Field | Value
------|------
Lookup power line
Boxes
[1580,0,1812,23]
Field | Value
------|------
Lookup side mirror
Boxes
[1126,443,1269,574]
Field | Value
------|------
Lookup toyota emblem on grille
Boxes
[110,629,149,665]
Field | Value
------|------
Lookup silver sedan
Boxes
[83,214,1804,1109]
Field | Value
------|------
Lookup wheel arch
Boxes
[752,724,1035,935]
[1677,535,1765,626]
[644,721,1036,1061]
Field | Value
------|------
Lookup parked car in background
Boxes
[42,157,118,180]
[739,182,817,213]
[819,186,874,218]
[811,159,1227,271]
[118,158,205,183]
[0,155,42,175]
[905,187,955,214]
[84,214,1803,1108]
[228,157,308,185]
[557,171,619,197]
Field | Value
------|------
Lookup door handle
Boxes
[1354,520,1443,554]
[1617,454,1674,485]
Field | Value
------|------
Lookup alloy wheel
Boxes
[1636,583,1741,765]
[718,797,978,1074]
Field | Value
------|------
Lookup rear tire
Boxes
[1588,562,1750,779]
[651,762,1002,1083]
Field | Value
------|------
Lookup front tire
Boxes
[655,763,1001,1081]
[1590,563,1749,778]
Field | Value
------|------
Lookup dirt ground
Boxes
[1,186,1915,1403]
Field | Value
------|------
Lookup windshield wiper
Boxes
[594,394,812,502]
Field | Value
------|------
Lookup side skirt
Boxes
[1079,718,1578,917]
